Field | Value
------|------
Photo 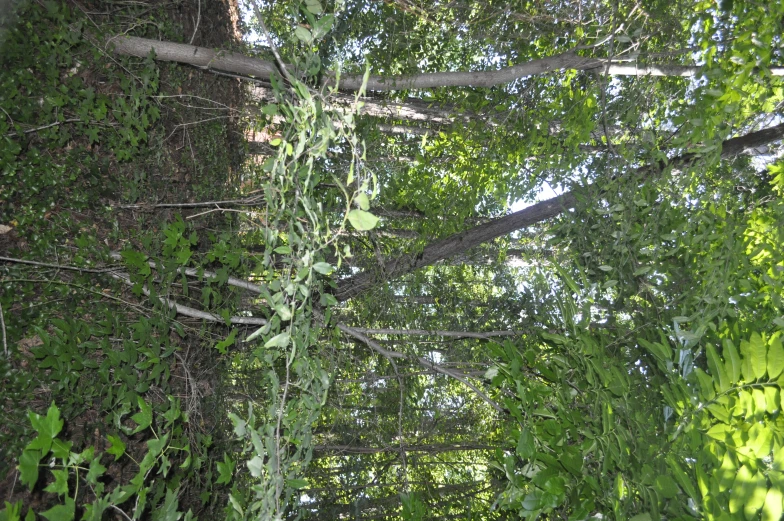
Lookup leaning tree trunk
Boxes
[107,35,784,92]
[333,123,784,301]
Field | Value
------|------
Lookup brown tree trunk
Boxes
[334,123,784,301]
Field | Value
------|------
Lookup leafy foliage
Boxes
[3,0,784,520]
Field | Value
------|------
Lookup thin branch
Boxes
[0,255,124,273]
[5,118,81,137]
[348,327,522,339]
[114,197,264,209]
[110,505,133,521]
[0,297,7,358]
[189,0,201,45]
[109,271,267,326]
[107,251,265,295]
[250,0,296,85]
[332,319,504,414]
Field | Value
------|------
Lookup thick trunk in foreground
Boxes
[107,35,784,92]
[334,123,784,301]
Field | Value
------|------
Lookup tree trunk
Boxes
[346,327,523,339]
[334,123,784,301]
[250,84,466,124]
[313,443,497,454]
[107,35,784,93]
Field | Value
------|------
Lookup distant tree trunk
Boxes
[334,123,784,301]
[313,443,497,454]
[250,84,466,124]
[107,35,784,92]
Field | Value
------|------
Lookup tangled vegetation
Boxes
[2,0,784,520]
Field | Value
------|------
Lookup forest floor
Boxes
[0,0,249,513]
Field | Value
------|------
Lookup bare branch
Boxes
[348,327,523,339]
[332,319,505,414]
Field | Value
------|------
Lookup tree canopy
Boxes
[1,0,784,520]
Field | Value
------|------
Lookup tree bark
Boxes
[107,35,784,93]
[334,123,784,301]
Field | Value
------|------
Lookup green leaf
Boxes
[106,435,126,461]
[44,469,69,495]
[28,403,64,454]
[735,390,754,419]
[749,332,767,379]
[305,0,322,14]
[355,192,370,210]
[40,498,74,521]
[216,454,235,485]
[729,465,753,513]
[50,439,71,460]
[156,489,182,521]
[762,487,783,521]
[228,413,246,437]
[131,397,152,434]
[215,329,237,355]
[723,338,742,384]
[18,450,41,490]
[748,423,773,457]
[273,303,292,321]
[264,332,291,349]
[287,478,309,490]
[767,333,784,379]
[245,322,270,343]
[706,344,729,392]
[120,249,151,276]
[752,389,767,419]
[614,474,625,499]
[86,458,106,485]
[744,470,768,519]
[516,428,535,459]
[347,209,379,231]
[82,497,109,521]
[666,456,698,501]
[764,386,780,414]
[694,368,716,401]
[706,423,730,441]
[246,455,264,478]
[146,433,169,458]
[294,26,312,43]
[312,14,334,39]
[639,338,672,362]
[312,262,333,275]
[0,501,22,521]
[654,475,679,499]
[717,451,736,492]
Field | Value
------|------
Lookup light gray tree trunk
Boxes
[108,35,783,93]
